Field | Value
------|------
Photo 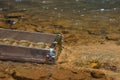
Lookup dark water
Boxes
[0,0,120,12]
[0,0,119,14]
[0,0,120,29]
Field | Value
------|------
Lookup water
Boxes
[0,0,120,32]
[0,0,120,12]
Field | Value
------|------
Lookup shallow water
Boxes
[0,1,120,80]
[0,0,120,31]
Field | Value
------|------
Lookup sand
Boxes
[0,9,120,80]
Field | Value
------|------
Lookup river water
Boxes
[0,0,120,31]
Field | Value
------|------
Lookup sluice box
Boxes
[0,28,63,64]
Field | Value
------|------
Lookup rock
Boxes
[87,29,107,35]
[14,66,49,80]
[61,30,69,34]
[52,68,73,80]
[91,71,105,78]
[101,63,117,72]
[5,68,15,75]
[0,72,15,80]
[6,19,17,25]
[106,33,120,41]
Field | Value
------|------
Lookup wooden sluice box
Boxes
[0,28,63,64]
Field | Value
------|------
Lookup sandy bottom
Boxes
[0,10,120,80]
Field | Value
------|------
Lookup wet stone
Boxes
[91,71,106,79]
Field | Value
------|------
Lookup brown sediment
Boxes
[0,9,120,80]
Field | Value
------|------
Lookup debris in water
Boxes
[100,9,105,11]
[54,7,58,10]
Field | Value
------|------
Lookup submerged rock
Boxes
[91,71,106,79]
